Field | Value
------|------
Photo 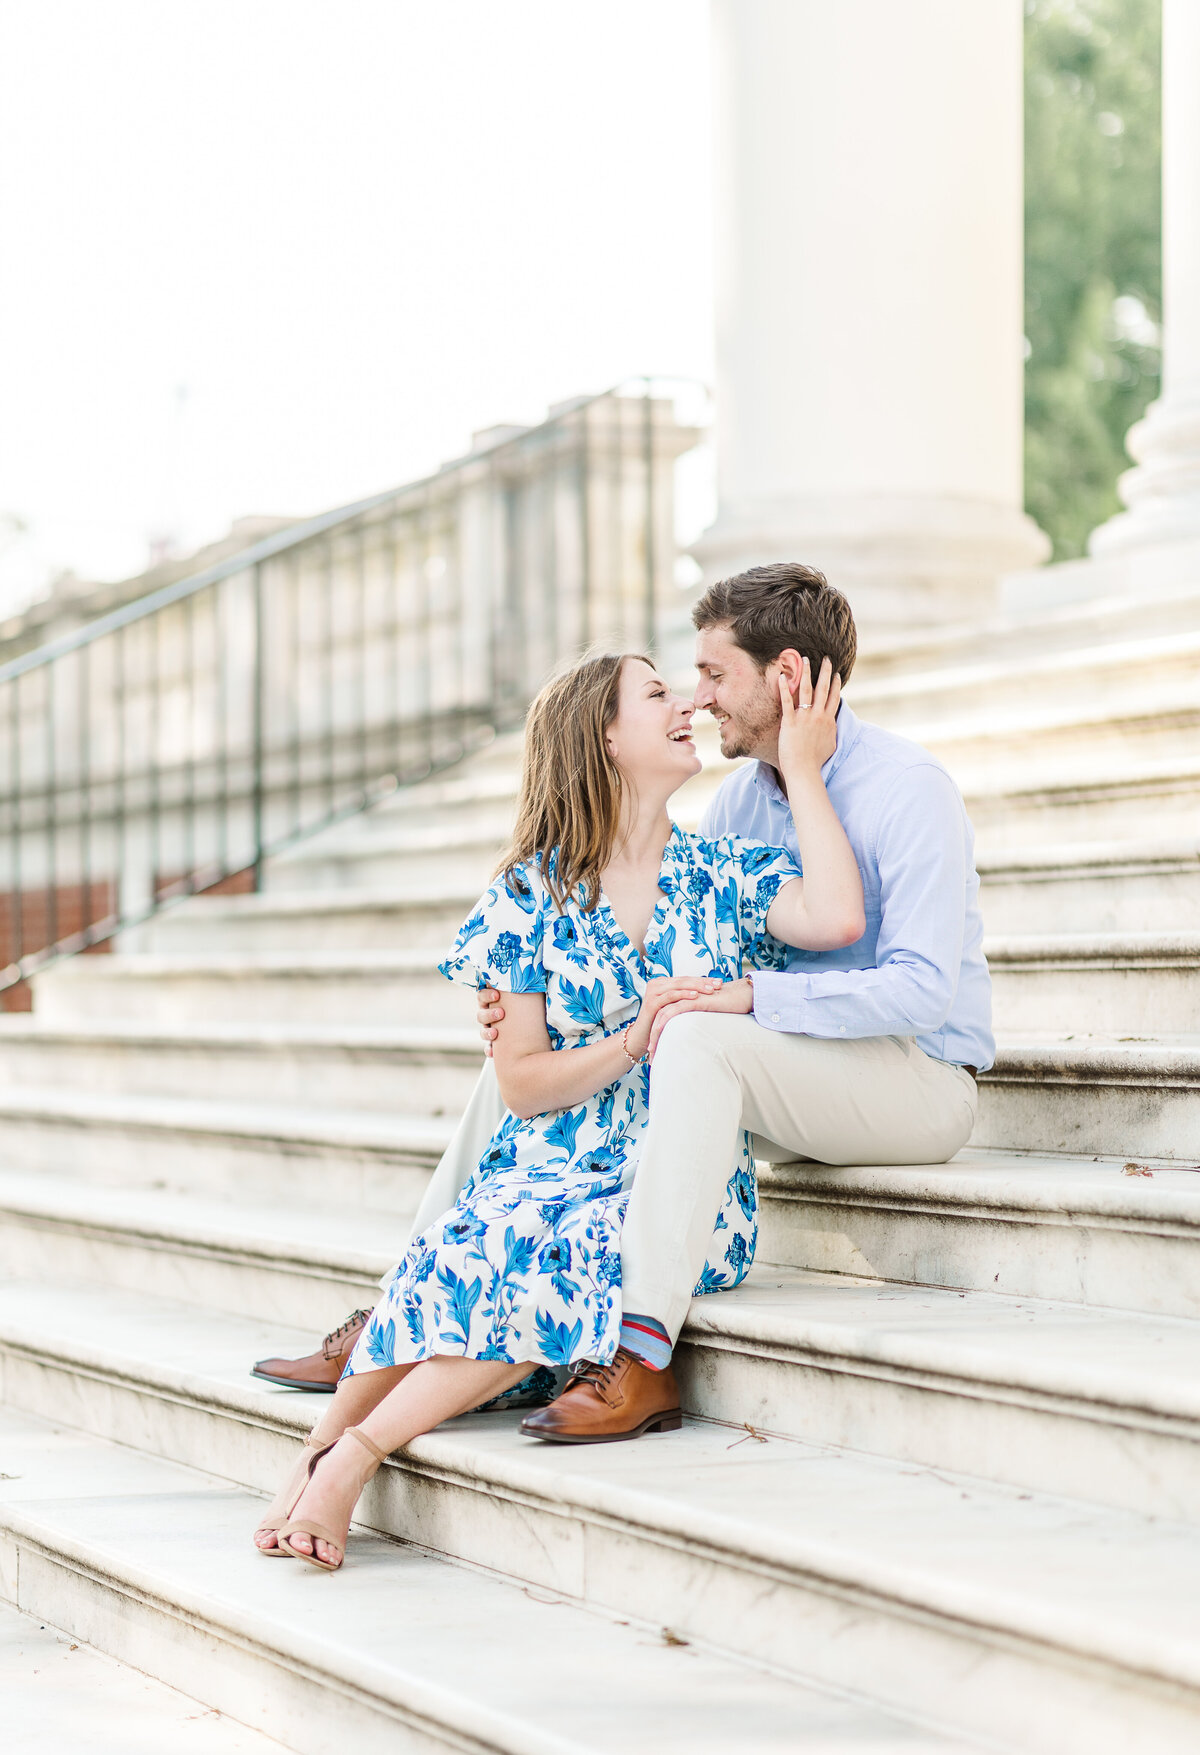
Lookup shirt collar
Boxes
[751,701,862,801]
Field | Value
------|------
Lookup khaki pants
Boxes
[386,1020,977,1340]
[619,1013,978,1341]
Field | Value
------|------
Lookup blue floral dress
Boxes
[345,824,800,1379]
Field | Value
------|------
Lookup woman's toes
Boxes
[254,1529,277,1551]
[314,1539,340,1567]
[288,1531,314,1557]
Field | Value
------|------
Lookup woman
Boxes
[256,649,863,1570]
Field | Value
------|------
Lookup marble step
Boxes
[917,690,1200,797]
[2,1075,1196,1321]
[850,625,1200,734]
[6,1064,1195,1321]
[3,1357,1198,1754]
[38,930,1200,1038]
[0,1597,286,1755]
[852,572,1200,680]
[259,735,727,894]
[33,950,469,1027]
[977,1035,1200,1160]
[962,754,1200,850]
[0,1087,443,1212]
[978,838,1200,934]
[0,1173,389,1333]
[3,1229,1198,1521]
[3,1013,1194,1161]
[760,1146,1200,1319]
[986,931,1200,1034]
[0,1018,483,1116]
[265,823,505,895]
[141,887,476,953]
[0,1411,936,1755]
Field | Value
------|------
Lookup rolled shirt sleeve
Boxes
[749,765,968,1041]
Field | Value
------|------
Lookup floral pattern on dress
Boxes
[345,824,801,1379]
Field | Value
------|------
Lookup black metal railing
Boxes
[0,379,702,1000]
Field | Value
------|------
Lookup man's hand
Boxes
[647,976,753,1060]
[477,986,505,1056]
[776,656,840,782]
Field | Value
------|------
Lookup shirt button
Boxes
[771,1012,781,1023]
[839,1025,846,1033]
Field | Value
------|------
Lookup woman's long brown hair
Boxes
[498,651,649,913]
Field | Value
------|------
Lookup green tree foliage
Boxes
[1024,0,1161,559]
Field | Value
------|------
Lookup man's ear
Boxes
[775,649,805,696]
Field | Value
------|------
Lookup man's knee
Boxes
[654,1008,750,1067]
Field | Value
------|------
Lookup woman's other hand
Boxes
[621,973,725,1061]
[776,657,840,782]
[646,976,753,1060]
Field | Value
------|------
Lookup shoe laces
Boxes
[322,1308,371,1354]
[569,1347,634,1401]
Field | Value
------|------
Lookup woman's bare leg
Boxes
[253,1363,414,1551]
[284,1357,532,1565]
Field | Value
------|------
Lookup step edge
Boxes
[4,1353,1198,1706]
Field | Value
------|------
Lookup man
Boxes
[256,563,991,1436]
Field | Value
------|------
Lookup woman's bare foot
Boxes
[279,1434,369,1568]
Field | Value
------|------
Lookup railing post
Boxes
[9,677,22,975]
[44,664,58,954]
[79,645,92,942]
[643,381,656,654]
[578,406,592,648]
[252,562,266,891]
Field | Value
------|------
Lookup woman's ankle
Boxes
[308,1415,346,1448]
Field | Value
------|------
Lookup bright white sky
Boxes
[0,0,713,613]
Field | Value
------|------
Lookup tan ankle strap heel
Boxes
[344,1426,388,1468]
[276,1426,389,1573]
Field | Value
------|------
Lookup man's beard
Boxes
[715,686,779,761]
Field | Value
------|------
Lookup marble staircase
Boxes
[3,592,1200,1751]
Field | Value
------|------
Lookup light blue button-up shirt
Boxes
[698,703,994,1071]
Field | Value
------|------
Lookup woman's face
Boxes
[604,658,701,791]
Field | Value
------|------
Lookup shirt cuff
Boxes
[749,970,809,1034]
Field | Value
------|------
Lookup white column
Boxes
[693,0,1047,628]
[1090,0,1200,557]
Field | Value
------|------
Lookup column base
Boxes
[690,494,1049,630]
[1089,396,1200,557]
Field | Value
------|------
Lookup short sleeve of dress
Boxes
[710,835,803,963]
[438,862,548,993]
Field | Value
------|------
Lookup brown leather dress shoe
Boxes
[252,1308,373,1392]
[519,1347,682,1443]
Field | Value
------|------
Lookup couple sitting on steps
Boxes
[252,561,993,1571]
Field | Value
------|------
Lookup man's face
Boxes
[693,624,781,763]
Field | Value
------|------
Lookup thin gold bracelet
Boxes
[620,1020,645,1069]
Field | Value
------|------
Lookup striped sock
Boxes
[620,1313,672,1371]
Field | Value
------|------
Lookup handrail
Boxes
[0,378,659,686]
[0,377,704,1001]
[0,487,402,685]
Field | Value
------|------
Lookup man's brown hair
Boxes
[692,562,857,683]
